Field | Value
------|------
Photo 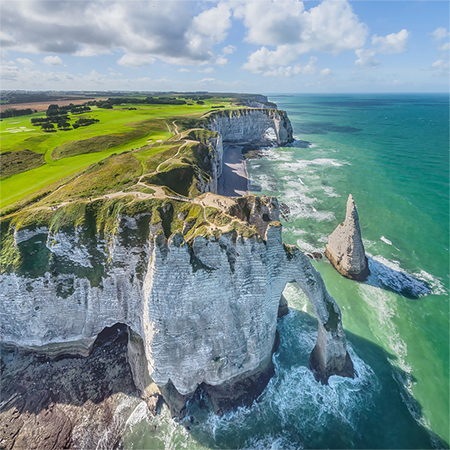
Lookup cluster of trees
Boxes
[86,96,187,108]
[58,105,91,114]
[1,108,35,119]
[179,95,212,101]
[72,117,99,128]
[33,104,98,131]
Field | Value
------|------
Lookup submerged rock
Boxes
[325,194,370,281]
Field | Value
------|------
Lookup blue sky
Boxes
[1,0,449,93]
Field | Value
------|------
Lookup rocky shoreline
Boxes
[0,324,143,450]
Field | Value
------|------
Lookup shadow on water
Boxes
[290,139,313,148]
[181,311,448,450]
[365,256,431,299]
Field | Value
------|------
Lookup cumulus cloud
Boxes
[238,0,368,74]
[214,44,236,66]
[42,55,63,66]
[355,29,409,68]
[440,42,450,51]
[431,27,449,40]
[198,67,215,74]
[222,45,236,55]
[371,29,409,54]
[242,46,298,73]
[355,48,380,67]
[178,68,190,73]
[199,77,217,83]
[16,58,35,69]
[0,64,20,81]
[0,1,233,65]
[262,56,317,77]
[319,68,331,76]
[117,54,155,68]
[431,59,449,72]
[215,56,228,66]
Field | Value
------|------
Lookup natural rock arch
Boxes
[207,108,294,145]
[265,224,354,384]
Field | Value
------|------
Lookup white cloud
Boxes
[431,27,449,40]
[431,58,449,76]
[42,55,63,66]
[319,68,331,76]
[239,0,368,74]
[178,68,190,73]
[16,58,35,69]
[439,42,450,51]
[242,46,297,73]
[0,64,20,81]
[355,48,380,67]
[222,45,236,55]
[199,77,217,83]
[236,0,367,51]
[215,56,228,66]
[214,44,236,66]
[262,56,317,77]
[186,2,232,61]
[0,1,232,65]
[372,29,409,54]
[117,54,155,68]
[198,67,215,74]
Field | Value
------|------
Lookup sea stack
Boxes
[325,194,370,281]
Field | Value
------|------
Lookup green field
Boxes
[0,97,237,212]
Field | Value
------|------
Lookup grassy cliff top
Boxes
[1,95,263,215]
[0,195,260,276]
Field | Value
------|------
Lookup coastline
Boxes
[218,144,249,197]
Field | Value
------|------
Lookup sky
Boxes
[0,0,449,93]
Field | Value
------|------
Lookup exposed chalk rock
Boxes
[325,194,370,281]
[207,108,294,147]
[228,194,280,237]
[1,200,353,415]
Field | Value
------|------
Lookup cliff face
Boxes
[1,197,352,415]
[325,194,369,281]
[1,107,352,417]
[207,109,294,146]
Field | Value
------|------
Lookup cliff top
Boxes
[1,94,284,217]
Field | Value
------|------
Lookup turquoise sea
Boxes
[123,94,449,449]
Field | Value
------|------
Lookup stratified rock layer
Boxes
[207,108,294,146]
[325,194,370,281]
[1,200,354,414]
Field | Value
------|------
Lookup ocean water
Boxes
[122,94,449,449]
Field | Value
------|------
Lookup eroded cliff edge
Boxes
[1,106,352,424]
[1,195,353,418]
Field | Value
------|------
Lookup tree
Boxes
[41,123,55,132]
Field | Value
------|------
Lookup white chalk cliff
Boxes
[325,194,370,281]
[0,109,353,416]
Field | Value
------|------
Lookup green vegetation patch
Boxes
[1,150,45,179]
[123,185,156,195]
[45,152,142,202]
[185,129,218,144]
[143,165,197,198]
[205,207,232,227]
[52,129,144,160]
[144,146,179,173]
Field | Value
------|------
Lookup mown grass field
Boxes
[1,97,235,210]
